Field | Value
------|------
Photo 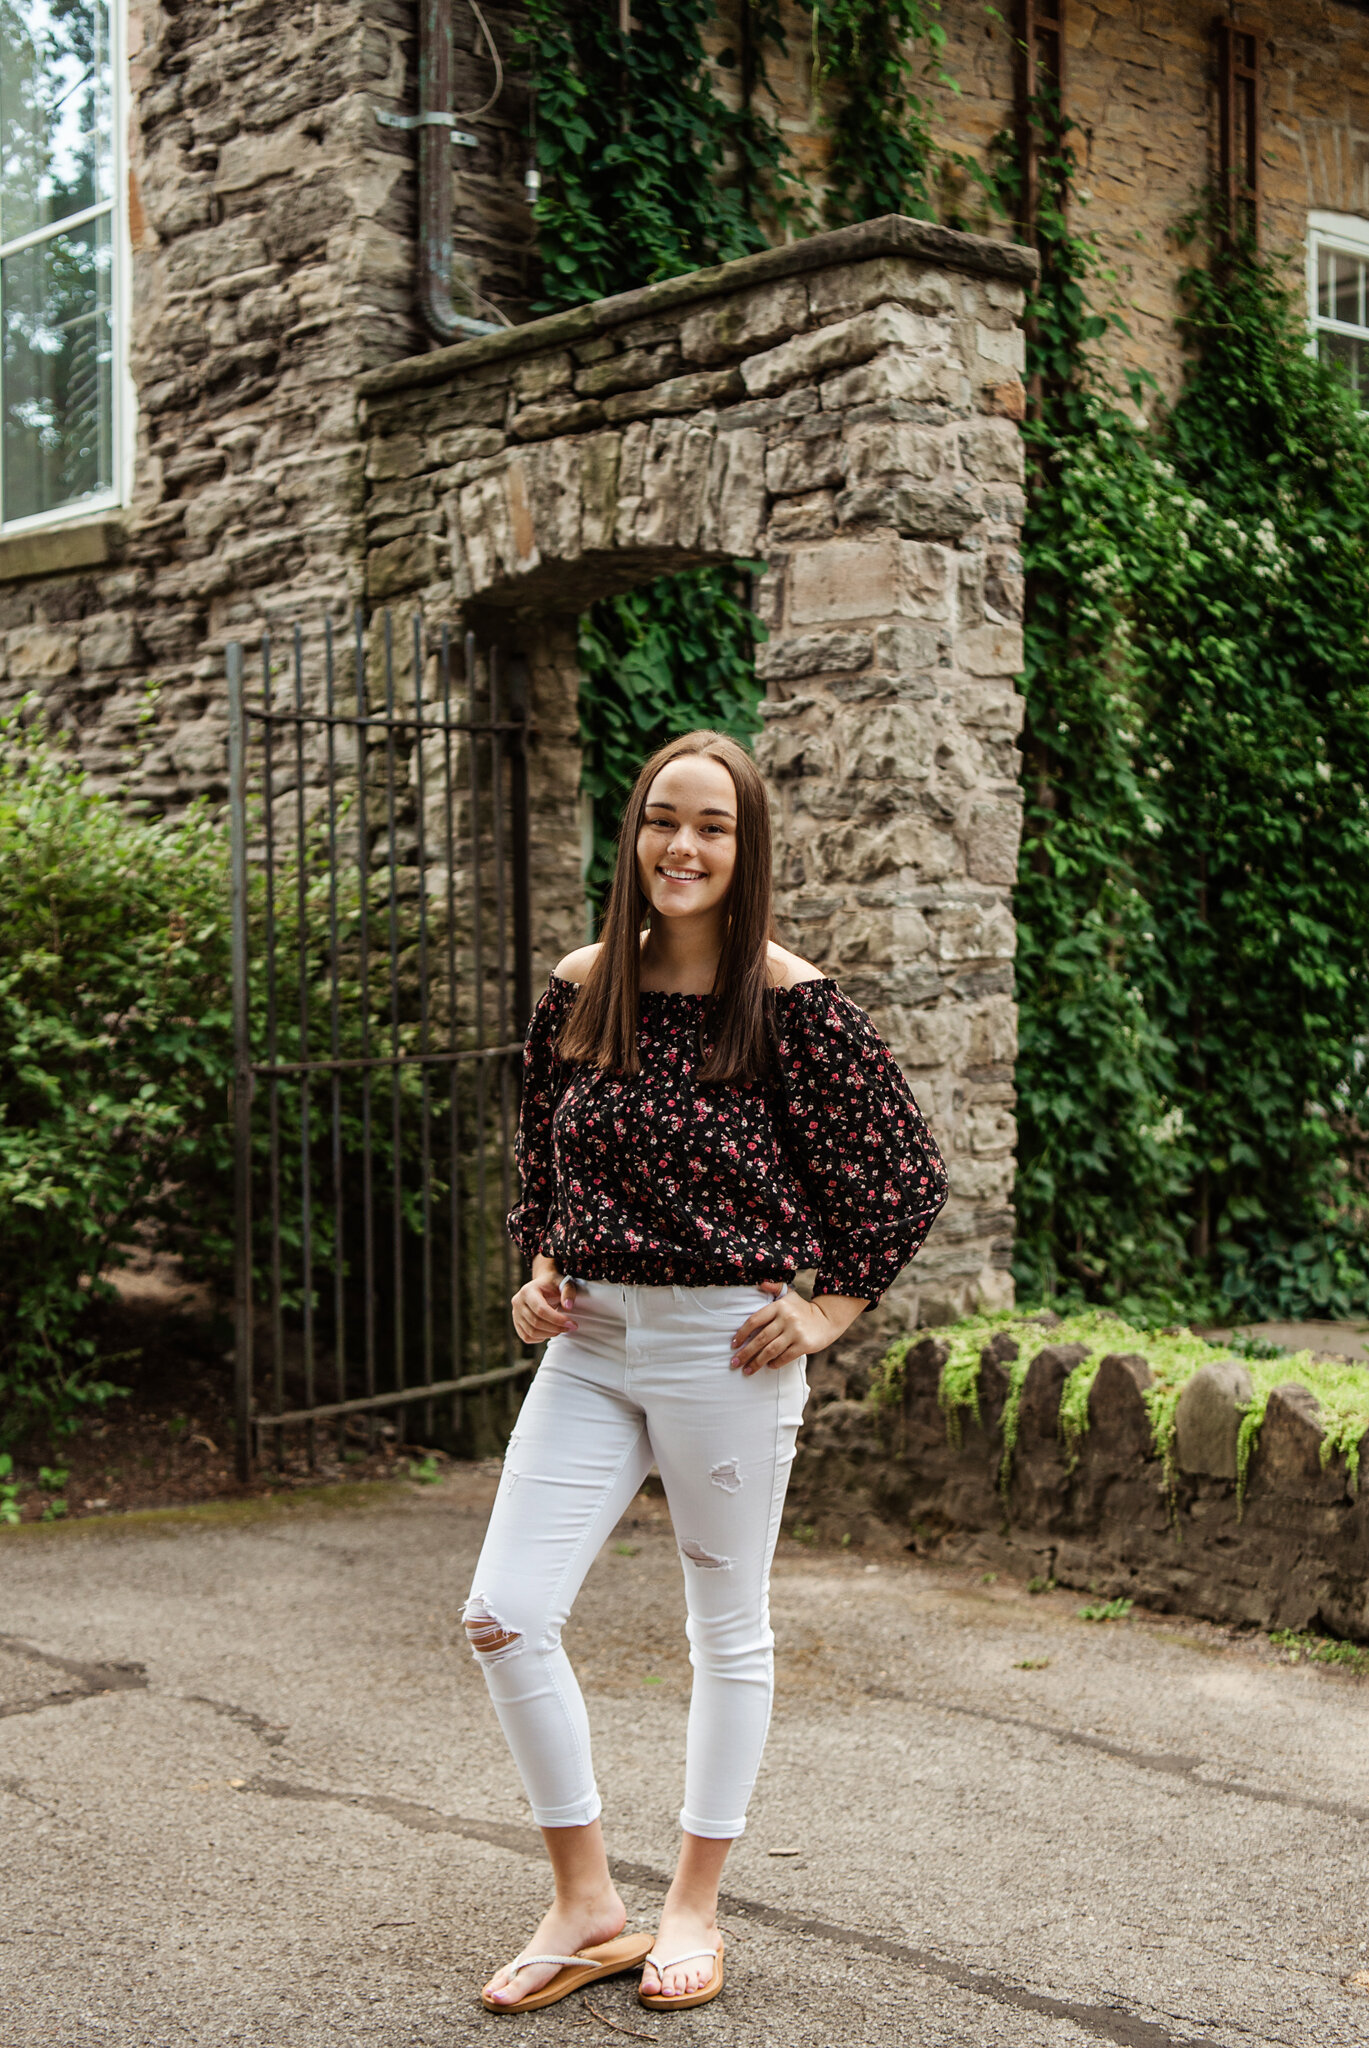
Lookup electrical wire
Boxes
[455,0,504,122]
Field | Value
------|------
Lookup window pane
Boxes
[1319,328,1369,408]
[0,0,111,246]
[1335,251,1363,327]
[1318,245,1333,319]
[2,213,112,522]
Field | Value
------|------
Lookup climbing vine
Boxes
[526,14,1368,1318]
[1006,103,1369,1321]
[522,0,797,312]
[809,0,947,226]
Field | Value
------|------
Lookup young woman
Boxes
[467,730,948,2016]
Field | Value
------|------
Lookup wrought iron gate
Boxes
[226,612,534,1479]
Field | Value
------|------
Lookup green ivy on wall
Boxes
[810,0,947,225]
[523,0,796,312]
[1007,105,1369,1321]
[525,10,1369,1319]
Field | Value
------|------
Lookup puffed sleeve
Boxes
[506,978,572,1262]
[774,983,949,1310]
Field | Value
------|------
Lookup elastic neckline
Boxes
[548,974,837,1004]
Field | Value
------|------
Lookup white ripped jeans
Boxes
[464,1280,808,1840]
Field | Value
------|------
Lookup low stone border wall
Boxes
[792,1331,1369,1642]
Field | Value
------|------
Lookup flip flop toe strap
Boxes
[509,1952,590,1975]
[644,1948,720,1974]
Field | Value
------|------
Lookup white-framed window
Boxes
[1307,210,1369,408]
[0,0,128,534]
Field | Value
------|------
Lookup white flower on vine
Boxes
[1139,1106,1186,1146]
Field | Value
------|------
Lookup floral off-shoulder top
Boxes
[506,974,949,1311]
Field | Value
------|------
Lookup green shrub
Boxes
[0,711,457,1447]
[0,708,233,1443]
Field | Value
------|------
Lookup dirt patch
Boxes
[4,1278,450,1525]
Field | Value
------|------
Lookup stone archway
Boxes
[359,217,1036,1359]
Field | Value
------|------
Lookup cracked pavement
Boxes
[2,1468,1368,2047]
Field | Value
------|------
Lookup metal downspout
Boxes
[417,0,502,342]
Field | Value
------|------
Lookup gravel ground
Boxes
[3,1466,1369,2048]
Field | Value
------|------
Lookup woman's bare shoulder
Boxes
[765,942,827,990]
[552,943,603,986]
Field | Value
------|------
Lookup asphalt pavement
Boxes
[3,1465,1368,2048]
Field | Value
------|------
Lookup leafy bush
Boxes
[0,709,233,1443]
[0,712,463,1448]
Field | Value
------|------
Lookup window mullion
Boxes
[0,198,116,264]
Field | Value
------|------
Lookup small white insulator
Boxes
[525,164,542,204]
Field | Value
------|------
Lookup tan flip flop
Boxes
[481,1931,654,2014]
[637,1940,725,2011]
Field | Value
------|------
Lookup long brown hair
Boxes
[557,730,780,1084]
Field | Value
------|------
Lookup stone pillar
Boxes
[743,263,1026,1358]
[522,614,587,990]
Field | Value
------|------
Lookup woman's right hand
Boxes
[511,1262,579,1345]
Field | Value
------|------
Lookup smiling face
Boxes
[635,751,739,926]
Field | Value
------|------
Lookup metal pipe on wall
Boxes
[417,0,503,341]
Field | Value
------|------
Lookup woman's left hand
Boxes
[729,1281,866,1374]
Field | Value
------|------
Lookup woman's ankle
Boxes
[659,1881,718,1924]
[552,1881,623,1921]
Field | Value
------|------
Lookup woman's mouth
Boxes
[658,867,706,883]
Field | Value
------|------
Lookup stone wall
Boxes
[793,1334,1369,1642]
[0,0,530,806]
[358,216,1037,1356]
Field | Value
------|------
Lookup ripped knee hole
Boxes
[463,1597,523,1659]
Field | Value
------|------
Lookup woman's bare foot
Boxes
[641,1893,723,2001]
[482,1885,626,2007]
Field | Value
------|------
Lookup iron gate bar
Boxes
[227,610,535,1480]
[440,625,464,1434]
[292,623,316,1458]
[255,1359,531,1435]
[467,631,489,1380]
[324,618,347,1449]
[250,1045,524,1079]
[262,634,285,1465]
[355,608,378,1437]
[228,643,253,1481]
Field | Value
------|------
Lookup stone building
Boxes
[4,1,1369,1347]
